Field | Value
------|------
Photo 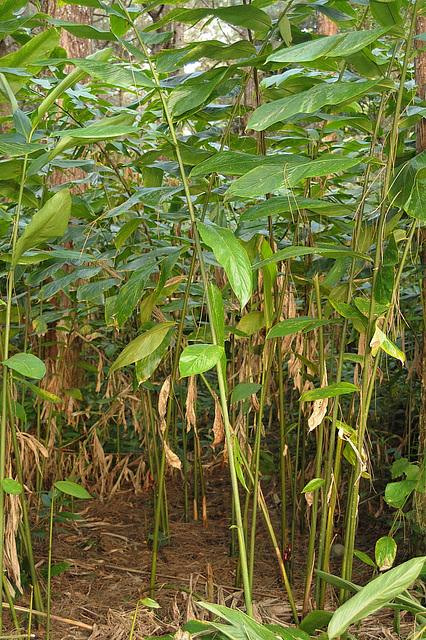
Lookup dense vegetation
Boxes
[1,0,426,636]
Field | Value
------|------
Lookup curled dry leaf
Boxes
[164,442,182,470]
[185,375,197,433]
[211,391,225,450]
[308,370,328,432]
[304,491,314,507]
[5,494,22,593]
[158,376,171,433]
[16,431,48,474]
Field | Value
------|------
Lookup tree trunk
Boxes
[316,13,338,36]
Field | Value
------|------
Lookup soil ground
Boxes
[6,466,417,640]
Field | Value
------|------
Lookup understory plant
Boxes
[1,0,426,631]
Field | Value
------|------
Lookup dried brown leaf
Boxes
[158,376,171,433]
[211,392,224,450]
[185,376,197,433]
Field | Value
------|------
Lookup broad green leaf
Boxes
[169,68,228,117]
[0,28,60,94]
[0,138,43,157]
[370,327,404,363]
[49,562,72,576]
[248,80,389,130]
[299,610,333,634]
[391,457,410,479]
[300,382,359,402]
[179,40,256,65]
[46,19,118,41]
[179,344,224,378]
[114,261,157,327]
[77,278,120,301]
[370,0,402,26]
[267,28,389,64]
[70,59,156,88]
[2,478,23,495]
[302,478,325,493]
[54,481,92,500]
[375,537,397,571]
[12,190,71,267]
[231,383,262,404]
[329,299,367,333]
[53,116,136,140]
[267,317,329,339]
[190,151,308,178]
[143,6,271,38]
[64,388,83,400]
[328,557,426,638]
[240,196,353,221]
[110,322,176,374]
[135,330,174,383]
[198,222,252,308]
[254,245,370,271]
[385,480,416,508]
[354,550,376,568]
[24,380,60,402]
[140,598,160,609]
[225,155,362,199]
[3,353,46,379]
[236,311,265,336]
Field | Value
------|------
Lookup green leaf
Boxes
[110,322,176,374]
[236,311,265,336]
[370,327,404,363]
[254,245,370,271]
[198,222,252,308]
[248,80,389,131]
[169,67,228,117]
[231,383,262,404]
[302,478,325,493]
[329,299,367,333]
[225,155,362,199]
[12,190,71,267]
[267,317,329,339]
[24,381,60,402]
[370,0,402,26]
[190,151,307,178]
[300,382,359,402]
[70,59,156,88]
[299,610,333,634]
[114,261,157,327]
[385,480,416,508]
[375,537,397,571]
[140,598,160,609]
[143,6,271,39]
[77,278,120,301]
[49,562,72,576]
[240,196,353,221]
[53,481,92,500]
[267,28,390,64]
[328,557,426,638]
[135,330,173,383]
[3,353,46,379]
[354,550,376,568]
[179,344,224,378]
[2,478,23,495]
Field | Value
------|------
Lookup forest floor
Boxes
[6,464,416,640]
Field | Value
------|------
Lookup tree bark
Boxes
[316,13,338,36]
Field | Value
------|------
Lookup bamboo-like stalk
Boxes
[302,275,326,612]
[341,1,421,589]
[117,6,255,614]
